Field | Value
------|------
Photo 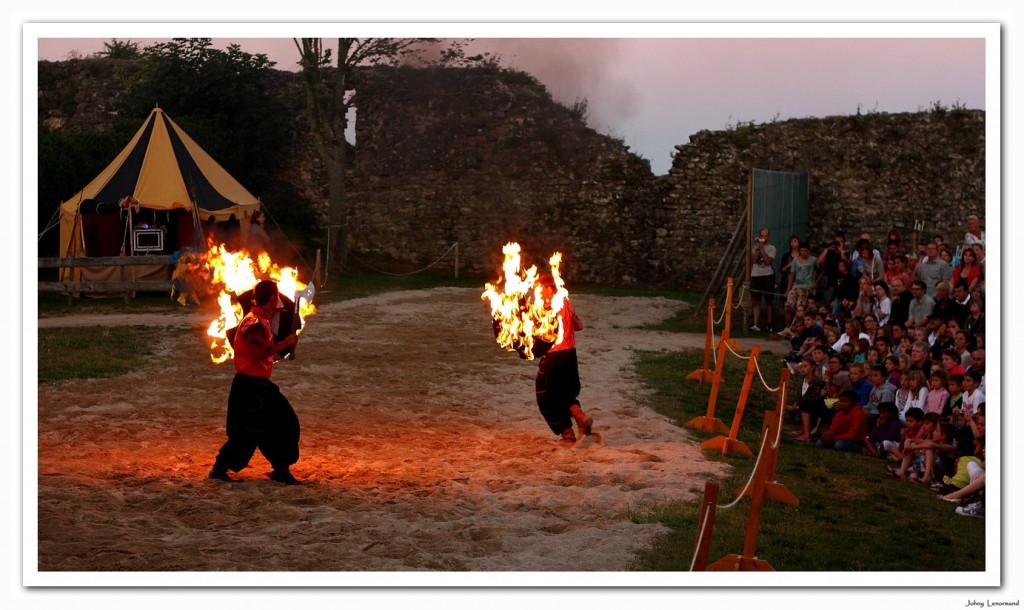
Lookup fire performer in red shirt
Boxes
[209,279,302,485]
[535,274,594,444]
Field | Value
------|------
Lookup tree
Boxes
[99,39,141,59]
[293,38,435,277]
[118,38,289,194]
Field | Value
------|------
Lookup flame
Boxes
[200,244,317,363]
[481,242,569,360]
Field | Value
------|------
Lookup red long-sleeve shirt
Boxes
[826,405,869,441]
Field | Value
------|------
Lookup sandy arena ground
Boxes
[36,287,762,573]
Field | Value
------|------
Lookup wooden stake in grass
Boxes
[701,345,760,457]
[684,336,730,434]
[685,298,715,384]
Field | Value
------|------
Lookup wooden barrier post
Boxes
[706,413,777,571]
[717,277,741,352]
[739,367,799,506]
[689,481,720,571]
[701,345,761,457]
[686,298,715,383]
[684,337,730,434]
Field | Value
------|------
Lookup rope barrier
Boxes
[732,282,748,308]
[770,382,788,450]
[723,339,752,361]
[718,431,771,510]
[714,300,729,325]
[348,242,459,277]
[689,500,714,571]
[753,357,782,393]
[689,371,795,570]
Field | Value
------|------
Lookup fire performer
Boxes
[209,279,302,485]
[535,274,594,444]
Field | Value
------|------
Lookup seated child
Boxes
[944,373,965,425]
[888,406,924,463]
[818,389,869,452]
[961,370,985,421]
[924,370,950,416]
[884,355,902,387]
[904,370,930,416]
[866,402,903,459]
[895,375,913,422]
[908,421,957,485]
[938,434,984,495]
[848,362,873,408]
[890,411,940,481]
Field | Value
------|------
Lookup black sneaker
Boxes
[208,469,240,482]
[270,469,300,485]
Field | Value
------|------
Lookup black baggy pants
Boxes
[535,348,581,435]
[213,373,300,473]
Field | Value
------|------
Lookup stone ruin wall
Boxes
[348,67,985,289]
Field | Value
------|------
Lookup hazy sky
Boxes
[34,29,987,175]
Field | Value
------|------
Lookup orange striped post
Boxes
[686,298,715,383]
[701,346,761,457]
[689,481,720,571]
[706,409,778,572]
[739,368,799,506]
[716,277,741,353]
[684,336,730,434]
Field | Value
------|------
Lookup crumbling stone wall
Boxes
[348,66,984,288]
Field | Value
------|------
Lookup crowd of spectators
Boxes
[760,218,987,518]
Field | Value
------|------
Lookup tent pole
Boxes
[191,202,204,250]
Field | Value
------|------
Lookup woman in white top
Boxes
[871,281,892,326]
[832,318,871,353]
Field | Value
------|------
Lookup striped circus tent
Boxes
[58,106,260,262]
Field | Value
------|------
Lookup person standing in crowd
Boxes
[210,280,302,485]
[749,227,777,332]
[963,214,985,247]
[779,235,801,279]
[916,242,953,297]
[785,242,817,330]
[816,237,846,313]
[853,239,885,282]
[247,209,270,251]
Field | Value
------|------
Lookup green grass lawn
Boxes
[37,326,157,384]
[628,348,986,571]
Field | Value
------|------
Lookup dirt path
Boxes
[36,287,761,572]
